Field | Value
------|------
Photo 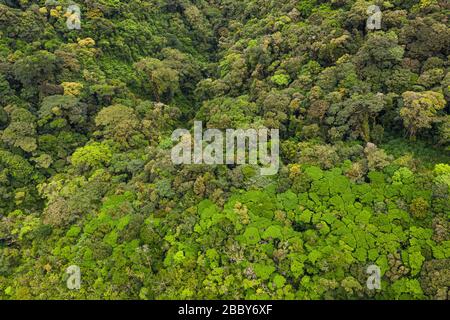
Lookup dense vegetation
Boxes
[0,0,449,300]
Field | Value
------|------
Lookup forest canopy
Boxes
[0,0,449,300]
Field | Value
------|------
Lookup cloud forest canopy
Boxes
[0,0,449,300]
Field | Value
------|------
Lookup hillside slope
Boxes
[0,0,449,299]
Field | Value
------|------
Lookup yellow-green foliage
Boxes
[0,0,448,301]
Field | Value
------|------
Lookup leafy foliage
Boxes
[0,0,448,300]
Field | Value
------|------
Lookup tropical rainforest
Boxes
[0,0,449,300]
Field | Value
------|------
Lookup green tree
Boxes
[400,91,446,139]
[95,105,141,147]
[1,105,37,152]
[135,58,179,102]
